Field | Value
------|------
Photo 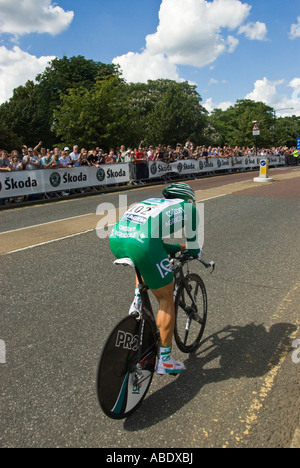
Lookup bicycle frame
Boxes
[171,252,214,307]
[131,254,214,386]
[133,267,160,386]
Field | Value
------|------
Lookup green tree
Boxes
[54,75,133,149]
[0,56,119,149]
[0,122,22,150]
[210,100,274,147]
[274,116,300,147]
[0,80,44,148]
[143,80,208,146]
[37,56,119,146]
[54,78,208,150]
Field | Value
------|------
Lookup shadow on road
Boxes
[124,322,296,431]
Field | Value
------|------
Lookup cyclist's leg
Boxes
[151,282,186,376]
[151,281,175,347]
[110,237,184,374]
[129,275,142,315]
[151,282,185,375]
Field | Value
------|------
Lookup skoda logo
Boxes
[96,168,105,182]
[150,163,157,175]
[49,172,61,188]
[0,181,2,192]
[199,161,203,170]
[177,163,183,172]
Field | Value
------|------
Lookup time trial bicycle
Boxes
[96,250,215,419]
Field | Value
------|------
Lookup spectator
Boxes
[116,151,124,163]
[80,149,90,166]
[59,150,72,168]
[134,146,147,180]
[10,151,23,171]
[109,148,117,163]
[88,149,100,167]
[155,146,164,161]
[70,145,80,167]
[202,147,209,162]
[51,153,62,169]
[105,152,113,164]
[123,148,133,163]
[21,146,28,160]
[22,148,40,170]
[40,152,54,169]
[0,150,11,172]
[39,147,47,159]
[120,145,129,161]
[98,149,106,164]
[146,146,155,161]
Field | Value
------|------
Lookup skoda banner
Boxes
[0,157,285,199]
[148,156,285,179]
[0,164,130,199]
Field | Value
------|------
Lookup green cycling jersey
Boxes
[110,197,201,290]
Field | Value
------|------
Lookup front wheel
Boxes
[96,315,158,419]
[174,273,207,353]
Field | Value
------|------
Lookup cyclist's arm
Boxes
[163,242,186,255]
[185,203,201,257]
[163,243,181,255]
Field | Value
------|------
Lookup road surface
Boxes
[0,167,299,448]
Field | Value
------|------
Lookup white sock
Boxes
[129,287,141,314]
[159,345,172,363]
[134,287,141,308]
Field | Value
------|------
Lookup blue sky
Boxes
[0,0,299,116]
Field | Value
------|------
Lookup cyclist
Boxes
[109,183,202,375]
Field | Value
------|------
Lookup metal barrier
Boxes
[0,156,286,204]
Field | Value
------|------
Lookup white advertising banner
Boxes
[0,157,285,199]
[0,164,130,199]
[148,157,235,178]
[148,156,285,179]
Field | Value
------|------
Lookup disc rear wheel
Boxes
[97,315,158,419]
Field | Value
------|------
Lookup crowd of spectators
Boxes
[0,140,298,174]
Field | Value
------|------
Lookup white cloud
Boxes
[245,77,300,116]
[245,77,284,107]
[0,46,55,104]
[289,77,300,90]
[0,0,74,36]
[204,76,300,116]
[203,97,233,113]
[0,1,73,104]
[114,0,265,84]
[238,21,268,40]
[113,50,181,83]
[289,17,300,40]
[145,0,249,67]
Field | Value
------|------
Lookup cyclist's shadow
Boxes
[124,322,296,431]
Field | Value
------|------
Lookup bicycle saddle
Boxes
[114,258,135,268]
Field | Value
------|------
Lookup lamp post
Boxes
[252,120,260,155]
